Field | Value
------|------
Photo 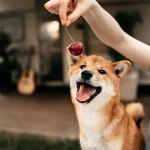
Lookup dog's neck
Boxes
[74,95,123,137]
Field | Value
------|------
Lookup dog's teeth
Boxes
[92,89,96,95]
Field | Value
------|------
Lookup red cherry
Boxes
[68,42,83,56]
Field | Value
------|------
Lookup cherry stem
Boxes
[65,27,75,43]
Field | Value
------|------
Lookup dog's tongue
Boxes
[76,83,96,102]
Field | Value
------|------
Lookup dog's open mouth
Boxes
[76,82,102,104]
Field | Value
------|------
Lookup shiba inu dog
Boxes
[67,49,145,150]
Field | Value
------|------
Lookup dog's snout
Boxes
[81,70,93,81]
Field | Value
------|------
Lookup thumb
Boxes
[66,5,86,26]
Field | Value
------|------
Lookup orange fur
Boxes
[67,53,145,150]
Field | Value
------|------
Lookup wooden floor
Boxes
[0,91,149,140]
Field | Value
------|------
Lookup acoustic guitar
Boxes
[17,46,36,95]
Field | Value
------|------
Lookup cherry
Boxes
[68,42,83,56]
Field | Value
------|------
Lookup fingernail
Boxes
[44,3,48,9]
[61,19,65,25]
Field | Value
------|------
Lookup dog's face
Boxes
[67,51,131,109]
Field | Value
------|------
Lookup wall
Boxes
[0,0,39,72]
[0,0,39,49]
[0,0,35,12]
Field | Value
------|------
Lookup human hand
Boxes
[44,0,96,26]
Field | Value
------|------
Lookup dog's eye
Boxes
[99,69,106,75]
[80,65,86,69]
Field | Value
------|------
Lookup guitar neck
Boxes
[25,46,35,71]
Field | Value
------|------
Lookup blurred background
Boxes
[0,0,149,149]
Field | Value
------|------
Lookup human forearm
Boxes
[82,1,150,69]
[82,1,125,49]
[116,33,150,69]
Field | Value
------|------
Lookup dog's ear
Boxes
[113,60,131,79]
[67,52,80,67]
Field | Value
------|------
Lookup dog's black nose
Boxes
[81,70,93,81]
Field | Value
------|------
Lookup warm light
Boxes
[40,21,60,41]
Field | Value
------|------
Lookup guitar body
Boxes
[17,46,36,95]
[18,69,36,95]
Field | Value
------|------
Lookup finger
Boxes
[44,0,59,14]
[68,0,78,12]
[66,5,86,26]
[59,0,70,25]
